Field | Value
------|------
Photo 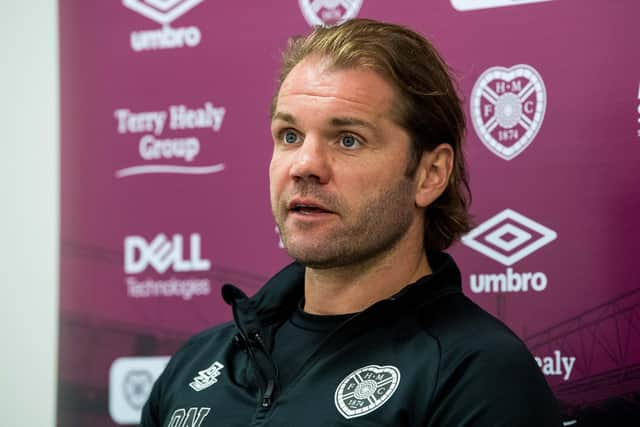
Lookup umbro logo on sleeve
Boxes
[189,361,225,392]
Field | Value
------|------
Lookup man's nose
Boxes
[289,137,331,184]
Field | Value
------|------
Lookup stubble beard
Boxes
[273,176,417,270]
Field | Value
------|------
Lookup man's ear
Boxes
[414,143,454,208]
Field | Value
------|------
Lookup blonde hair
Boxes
[272,19,472,251]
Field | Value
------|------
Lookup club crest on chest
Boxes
[334,364,401,419]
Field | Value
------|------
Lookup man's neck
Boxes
[302,235,432,315]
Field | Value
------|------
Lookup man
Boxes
[142,19,560,426]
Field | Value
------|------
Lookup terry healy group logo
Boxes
[123,233,212,300]
[462,209,557,294]
[113,101,226,178]
[299,0,363,27]
[451,0,552,11]
[123,0,203,51]
[534,350,576,382]
[470,65,546,160]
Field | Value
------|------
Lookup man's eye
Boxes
[283,130,299,144]
[340,134,360,149]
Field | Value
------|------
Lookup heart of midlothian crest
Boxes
[470,64,547,161]
[298,0,363,26]
[334,365,401,419]
[123,370,154,410]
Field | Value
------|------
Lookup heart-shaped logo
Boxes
[298,0,363,27]
[334,365,401,419]
[123,370,154,410]
[470,64,547,160]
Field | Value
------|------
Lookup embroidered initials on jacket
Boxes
[167,407,210,427]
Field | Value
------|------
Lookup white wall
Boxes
[0,3,58,426]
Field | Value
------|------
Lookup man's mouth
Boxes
[291,204,330,214]
[288,199,333,215]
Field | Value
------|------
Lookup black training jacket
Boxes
[141,252,560,426]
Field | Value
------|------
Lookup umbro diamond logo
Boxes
[462,209,557,266]
[334,365,400,419]
[123,0,203,51]
[123,0,203,25]
[189,361,224,392]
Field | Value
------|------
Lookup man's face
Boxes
[269,56,421,269]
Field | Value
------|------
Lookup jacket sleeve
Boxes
[427,339,562,427]
[139,375,162,427]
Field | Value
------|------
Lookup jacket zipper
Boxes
[230,298,278,413]
[249,329,276,409]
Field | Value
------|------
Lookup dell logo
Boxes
[124,233,211,274]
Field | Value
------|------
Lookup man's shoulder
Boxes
[405,252,530,357]
[419,291,526,352]
[182,320,235,352]
[183,320,236,347]
[163,321,236,373]
[415,293,560,425]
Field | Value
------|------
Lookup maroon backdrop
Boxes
[58,1,640,425]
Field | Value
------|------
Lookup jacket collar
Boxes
[222,252,462,324]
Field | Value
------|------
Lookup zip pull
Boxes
[261,380,274,408]
[232,333,247,351]
[251,330,268,351]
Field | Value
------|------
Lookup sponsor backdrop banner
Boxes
[58,1,639,425]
